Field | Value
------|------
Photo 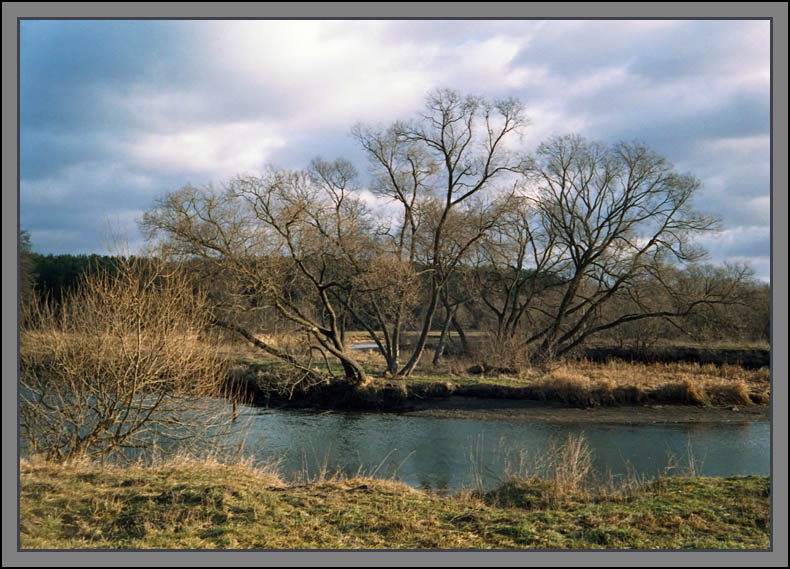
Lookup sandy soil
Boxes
[401,396,771,424]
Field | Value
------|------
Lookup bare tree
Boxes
[650,262,764,344]
[347,120,433,375]
[519,134,731,359]
[353,89,529,375]
[19,255,232,462]
[143,159,373,386]
[471,194,564,345]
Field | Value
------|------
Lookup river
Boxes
[226,404,770,491]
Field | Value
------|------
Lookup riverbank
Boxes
[19,458,770,550]
[233,357,771,415]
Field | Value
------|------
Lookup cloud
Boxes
[19,20,772,281]
[125,122,287,178]
[702,226,771,259]
[693,225,771,282]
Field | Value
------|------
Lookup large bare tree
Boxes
[353,89,529,375]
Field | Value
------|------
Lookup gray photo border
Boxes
[3,2,787,567]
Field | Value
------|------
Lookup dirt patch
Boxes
[400,396,770,424]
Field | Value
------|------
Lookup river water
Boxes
[227,405,770,491]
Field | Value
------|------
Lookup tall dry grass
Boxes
[480,431,715,512]
[479,433,595,509]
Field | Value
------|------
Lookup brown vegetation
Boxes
[223,333,769,410]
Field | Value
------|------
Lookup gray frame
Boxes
[4,3,787,567]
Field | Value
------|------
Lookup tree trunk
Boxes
[451,314,470,355]
[432,300,458,365]
[398,286,440,376]
[339,357,368,386]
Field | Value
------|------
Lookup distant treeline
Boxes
[28,253,124,305]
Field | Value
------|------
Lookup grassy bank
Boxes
[19,458,770,550]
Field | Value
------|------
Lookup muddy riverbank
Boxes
[401,396,771,423]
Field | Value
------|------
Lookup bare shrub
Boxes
[19,255,235,462]
[252,364,329,400]
[474,334,534,375]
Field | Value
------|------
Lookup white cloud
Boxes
[126,121,287,178]
[700,135,770,158]
[201,21,435,128]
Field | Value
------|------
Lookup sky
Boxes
[18,19,772,281]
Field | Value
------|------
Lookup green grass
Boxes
[19,458,770,550]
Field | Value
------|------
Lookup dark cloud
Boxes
[21,21,191,129]
[20,130,111,180]
[586,90,770,152]
[20,20,298,150]
[20,162,192,255]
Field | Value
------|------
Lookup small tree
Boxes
[19,254,232,462]
[19,229,36,306]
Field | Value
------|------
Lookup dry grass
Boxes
[524,360,768,407]
[477,433,596,510]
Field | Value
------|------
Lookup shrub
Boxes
[20,255,233,462]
